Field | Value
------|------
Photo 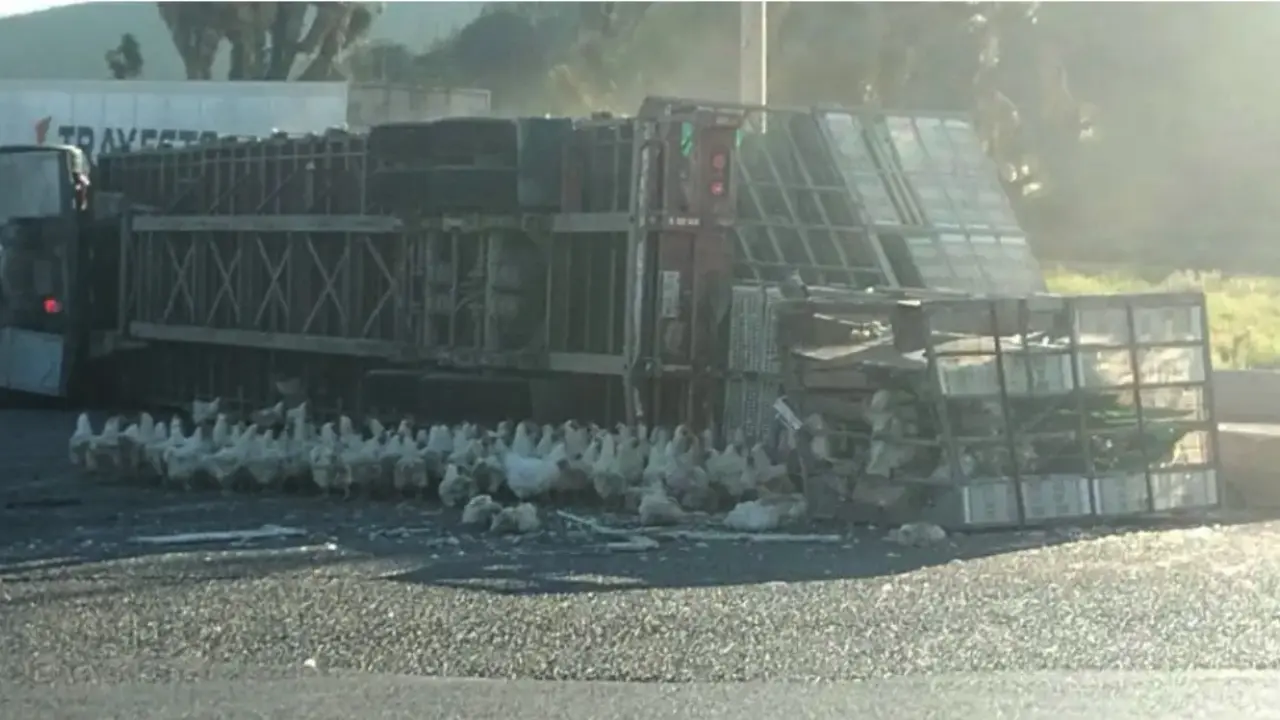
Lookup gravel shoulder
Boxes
[3,410,1280,687]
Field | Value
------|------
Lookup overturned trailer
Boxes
[771,287,1222,528]
[67,95,1221,527]
[86,98,754,425]
[86,98,1038,424]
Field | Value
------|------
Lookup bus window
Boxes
[0,150,67,224]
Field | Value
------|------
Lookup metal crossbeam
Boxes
[358,236,398,340]
[161,239,195,323]
[134,215,400,233]
[252,234,290,328]
[300,237,350,335]
[205,238,242,326]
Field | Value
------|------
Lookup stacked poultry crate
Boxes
[772,288,1221,530]
[724,284,785,440]
[718,101,1050,449]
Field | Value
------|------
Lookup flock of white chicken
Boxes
[67,398,812,534]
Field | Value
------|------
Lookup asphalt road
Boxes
[4,410,1280,717]
[7,671,1280,720]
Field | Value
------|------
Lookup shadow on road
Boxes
[376,524,1084,596]
[377,511,1266,596]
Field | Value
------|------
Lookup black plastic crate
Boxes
[369,166,519,214]
[367,118,518,169]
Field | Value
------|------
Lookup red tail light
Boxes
[43,297,61,314]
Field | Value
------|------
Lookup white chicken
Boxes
[449,423,480,467]
[377,433,404,495]
[65,398,826,530]
[864,389,913,477]
[590,433,627,504]
[505,441,566,500]
[634,422,650,461]
[533,424,555,457]
[119,413,156,478]
[461,494,502,527]
[438,463,477,507]
[886,522,947,546]
[511,421,537,457]
[638,485,684,526]
[191,398,221,426]
[615,431,645,485]
[210,414,232,451]
[244,429,287,492]
[494,420,514,448]
[642,432,669,488]
[422,424,453,478]
[555,438,595,497]
[163,424,207,491]
[562,421,589,459]
[86,416,123,476]
[340,435,382,500]
[280,405,312,486]
[724,494,807,532]
[249,401,285,431]
[206,423,253,494]
[663,433,712,510]
[707,440,750,499]
[490,502,541,534]
[68,413,93,468]
[804,414,832,462]
[393,443,429,498]
[142,419,171,480]
[471,437,507,495]
[741,443,792,497]
[308,422,340,497]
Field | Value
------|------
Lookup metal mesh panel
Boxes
[885,116,1021,233]
[818,110,1042,296]
[905,233,1045,296]
[723,284,784,441]
[727,284,783,374]
[731,109,896,289]
[922,293,1220,527]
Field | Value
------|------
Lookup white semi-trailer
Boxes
[0,79,491,162]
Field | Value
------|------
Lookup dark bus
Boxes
[0,144,91,397]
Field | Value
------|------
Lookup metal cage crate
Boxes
[774,288,1221,530]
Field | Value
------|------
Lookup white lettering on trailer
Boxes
[54,124,220,162]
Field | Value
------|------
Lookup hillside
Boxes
[0,1,484,81]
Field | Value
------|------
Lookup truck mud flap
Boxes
[0,328,65,396]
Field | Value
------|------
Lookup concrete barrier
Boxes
[1214,370,1280,423]
[1211,372,1280,510]
[1218,423,1280,509]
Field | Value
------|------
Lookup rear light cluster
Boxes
[700,127,736,218]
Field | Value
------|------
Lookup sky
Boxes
[0,0,83,20]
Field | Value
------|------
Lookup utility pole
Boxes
[738,0,767,107]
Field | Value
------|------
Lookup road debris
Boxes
[557,509,844,545]
[129,524,306,546]
[604,536,660,552]
[885,522,948,546]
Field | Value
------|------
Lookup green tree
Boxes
[105,32,144,79]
